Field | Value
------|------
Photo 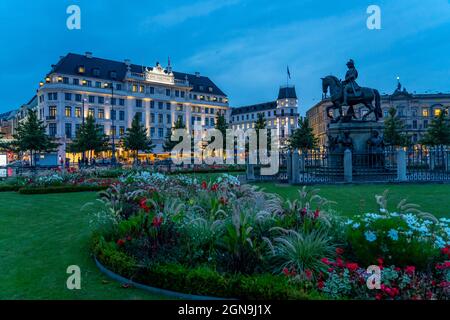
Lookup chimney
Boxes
[195,72,200,78]
[85,52,93,58]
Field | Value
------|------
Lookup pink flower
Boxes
[335,248,344,255]
[300,208,307,217]
[116,239,125,246]
[321,257,331,265]
[317,280,324,290]
[405,266,416,275]
[201,181,207,190]
[211,184,219,192]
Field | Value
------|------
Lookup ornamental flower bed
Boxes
[88,173,450,300]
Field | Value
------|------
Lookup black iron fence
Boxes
[251,146,450,184]
[407,146,450,182]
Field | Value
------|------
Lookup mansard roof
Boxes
[48,53,227,96]
[278,86,297,100]
[231,101,277,116]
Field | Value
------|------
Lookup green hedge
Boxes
[18,185,108,195]
[0,185,21,192]
[91,234,322,300]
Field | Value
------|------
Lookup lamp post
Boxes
[105,83,116,166]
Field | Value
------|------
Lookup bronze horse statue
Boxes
[321,75,382,122]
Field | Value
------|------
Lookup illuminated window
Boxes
[65,106,72,117]
[132,84,138,92]
[75,107,81,118]
[140,85,145,93]
[78,65,85,74]
[422,108,429,117]
[98,109,104,119]
[88,108,95,118]
[434,109,442,117]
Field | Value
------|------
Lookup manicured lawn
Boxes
[0,182,449,299]
[254,183,450,218]
[0,192,164,300]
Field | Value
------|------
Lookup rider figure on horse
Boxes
[342,59,360,106]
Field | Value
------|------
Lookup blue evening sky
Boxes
[1,0,450,114]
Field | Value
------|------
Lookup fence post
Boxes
[397,149,407,182]
[445,147,449,172]
[344,149,352,183]
[287,150,292,183]
[291,149,300,184]
[246,163,255,181]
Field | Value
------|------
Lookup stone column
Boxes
[397,149,407,182]
[344,149,352,183]
[291,149,300,184]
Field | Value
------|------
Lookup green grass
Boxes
[0,192,164,300]
[0,182,449,299]
[254,183,450,217]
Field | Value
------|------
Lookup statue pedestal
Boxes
[328,121,384,154]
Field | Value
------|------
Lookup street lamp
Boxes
[105,83,116,166]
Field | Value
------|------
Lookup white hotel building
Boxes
[36,52,230,160]
[229,86,300,147]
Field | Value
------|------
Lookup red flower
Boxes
[282,268,290,276]
[405,266,416,275]
[139,198,150,213]
[335,248,344,255]
[211,184,219,192]
[441,246,450,257]
[116,239,125,246]
[305,269,313,280]
[336,257,344,268]
[314,209,320,219]
[375,293,383,300]
[300,208,307,217]
[201,181,207,190]
[152,216,163,228]
[321,257,331,265]
[346,263,359,272]
[317,280,324,290]
[377,258,384,269]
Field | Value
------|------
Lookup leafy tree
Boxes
[254,113,272,151]
[11,110,59,166]
[383,108,409,147]
[288,117,318,151]
[421,111,450,146]
[68,115,109,160]
[215,112,228,152]
[123,114,154,163]
[163,117,186,152]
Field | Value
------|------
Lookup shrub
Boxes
[0,185,21,192]
[93,236,322,299]
[345,212,448,269]
[18,185,107,194]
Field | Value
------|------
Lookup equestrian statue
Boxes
[321,59,382,122]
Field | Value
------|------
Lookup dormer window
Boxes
[208,87,213,92]
[110,71,117,79]
[92,68,100,77]
[77,65,85,74]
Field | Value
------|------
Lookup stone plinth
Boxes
[328,121,384,154]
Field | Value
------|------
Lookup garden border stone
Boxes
[94,257,233,300]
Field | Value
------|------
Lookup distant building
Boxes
[31,52,229,160]
[306,82,450,149]
[230,86,300,147]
